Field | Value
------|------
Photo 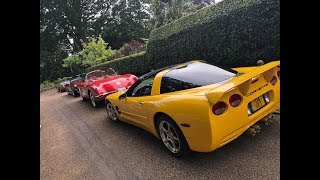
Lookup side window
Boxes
[160,77,201,94]
[131,76,155,97]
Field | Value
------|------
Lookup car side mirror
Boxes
[118,93,127,100]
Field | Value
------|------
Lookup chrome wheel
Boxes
[89,92,96,107]
[159,121,181,154]
[106,103,118,121]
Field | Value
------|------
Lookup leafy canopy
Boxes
[81,37,116,67]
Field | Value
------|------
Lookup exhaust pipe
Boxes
[259,114,273,126]
[245,124,261,137]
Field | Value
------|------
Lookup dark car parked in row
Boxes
[56,77,72,92]
[66,73,87,97]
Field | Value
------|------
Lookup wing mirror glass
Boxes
[118,93,127,100]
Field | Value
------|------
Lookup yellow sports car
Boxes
[105,60,280,157]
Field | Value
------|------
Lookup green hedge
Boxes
[86,51,149,76]
[146,0,280,69]
[87,0,279,76]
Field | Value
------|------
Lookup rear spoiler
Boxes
[205,61,280,104]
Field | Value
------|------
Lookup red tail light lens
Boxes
[131,75,138,81]
[212,101,227,115]
[229,94,242,107]
[270,76,277,85]
[277,70,280,79]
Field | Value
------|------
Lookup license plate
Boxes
[117,87,126,92]
[250,96,266,112]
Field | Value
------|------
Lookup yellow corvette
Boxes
[105,60,280,157]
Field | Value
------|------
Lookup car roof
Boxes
[139,60,204,80]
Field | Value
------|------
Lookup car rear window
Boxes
[160,62,235,94]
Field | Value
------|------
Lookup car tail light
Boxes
[229,94,242,107]
[277,70,280,79]
[131,75,138,81]
[270,76,277,85]
[212,101,227,115]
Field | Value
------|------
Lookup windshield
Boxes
[85,68,117,80]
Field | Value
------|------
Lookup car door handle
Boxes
[139,101,144,105]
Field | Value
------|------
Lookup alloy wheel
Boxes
[159,121,181,153]
[106,103,118,121]
[89,92,96,107]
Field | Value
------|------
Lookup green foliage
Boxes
[40,80,56,92]
[87,52,148,76]
[148,0,214,30]
[40,0,150,82]
[80,37,115,66]
[63,54,82,68]
[86,0,279,77]
[53,78,62,85]
[100,0,151,49]
[147,0,280,69]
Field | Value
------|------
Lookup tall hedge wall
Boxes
[146,0,280,69]
[86,52,149,77]
[87,0,280,76]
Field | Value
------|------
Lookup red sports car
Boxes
[77,68,138,107]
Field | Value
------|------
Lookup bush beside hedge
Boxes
[86,51,149,77]
[146,0,280,69]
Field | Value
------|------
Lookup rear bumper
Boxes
[187,101,280,153]
[218,101,279,148]
[94,90,117,101]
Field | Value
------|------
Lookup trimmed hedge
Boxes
[86,51,149,76]
[146,0,280,69]
[87,0,279,76]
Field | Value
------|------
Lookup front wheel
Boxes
[106,101,119,122]
[89,91,97,107]
[156,116,190,157]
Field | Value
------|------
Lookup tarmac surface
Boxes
[40,89,280,179]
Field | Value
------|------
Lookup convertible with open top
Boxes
[77,68,138,107]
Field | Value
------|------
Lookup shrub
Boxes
[80,37,115,66]
[146,0,280,69]
[40,80,56,92]
[112,40,147,60]
[86,51,149,77]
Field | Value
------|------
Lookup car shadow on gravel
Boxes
[61,92,108,109]
[103,113,279,174]
[104,111,279,162]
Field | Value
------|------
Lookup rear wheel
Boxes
[79,88,86,101]
[156,116,190,157]
[72,90,78,97]
[106,101,119,122]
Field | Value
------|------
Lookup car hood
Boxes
[89,74,136,94]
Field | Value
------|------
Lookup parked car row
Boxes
[57,60,280,157]
[56,77,72,92]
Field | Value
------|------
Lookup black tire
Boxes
[89,91,99,107]
[72,91,78,97]
[105,101,119,122]
[156,115,190,157]
[78,88,86,101]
